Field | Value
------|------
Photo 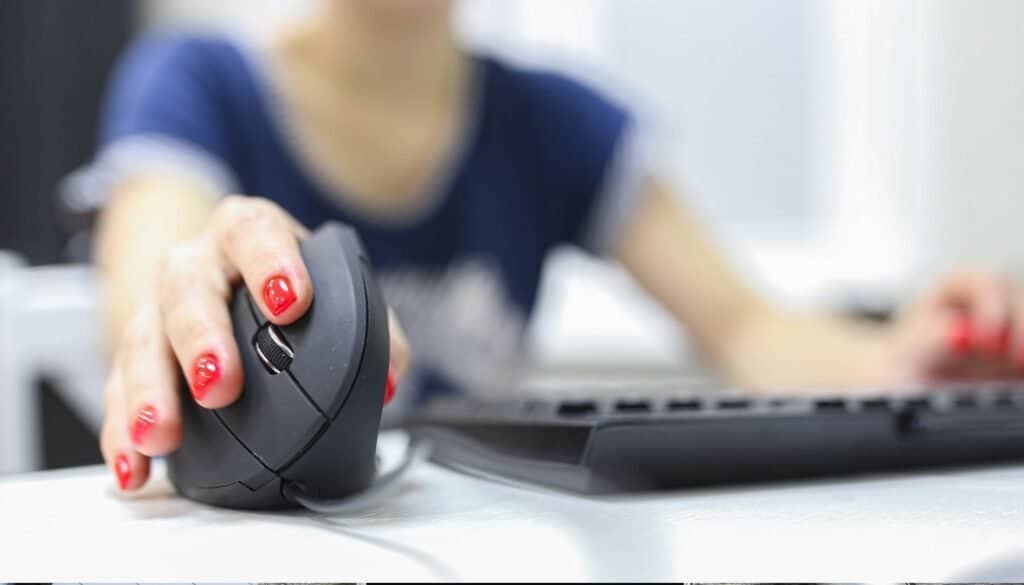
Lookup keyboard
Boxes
[405,383,1024,494]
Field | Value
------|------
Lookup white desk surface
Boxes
[3,432,1024,582]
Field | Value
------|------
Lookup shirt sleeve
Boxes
[522,70,651,256]
[63,36,240,209]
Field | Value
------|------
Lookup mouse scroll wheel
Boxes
[253,324,294,374]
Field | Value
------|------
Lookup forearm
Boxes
[94,176,216,353]
[714,305,893,391]
[615,181,894,391]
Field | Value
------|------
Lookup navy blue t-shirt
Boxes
[84,35,646,407]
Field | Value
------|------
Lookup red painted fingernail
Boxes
[384,365,397,406]
[114,453,132,491]
[263,275,296,315]
[130,404,158,447]
[947,315,973,355]
[191,353,221,400]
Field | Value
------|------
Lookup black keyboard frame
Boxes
[405,384,1024,494]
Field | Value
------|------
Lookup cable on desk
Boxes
[282,434,433,514]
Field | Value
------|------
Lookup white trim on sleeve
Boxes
[61,133,240,212]
[580,121,653,256]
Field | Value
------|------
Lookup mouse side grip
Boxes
[279,256,390,498]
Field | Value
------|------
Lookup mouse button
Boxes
[284,234,366,418]
[166,394,273,490]
[219,308,327,470]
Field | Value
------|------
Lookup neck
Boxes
[306,5,460,99]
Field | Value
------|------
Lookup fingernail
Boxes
[384,365,397,406]
[114,453,132,491]
[131,404,158,447]
[263,275,296,316]
[947,315,973,355]
[191,353,221,401]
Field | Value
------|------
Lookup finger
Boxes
[937,311,1016,381]
[969,279,1011,357]
[907,309,972,382]
[388,307,411,380]
[118,302,183,457]
[211,196,312,325]
[99,367,151,492]
[927,271,1011,355]
[383,308,411,406]
[932,311,1020,382]
[1010,292,1024,372]
[925,270,1000,306]
[157,240,244,409]
[966,289,1024,379]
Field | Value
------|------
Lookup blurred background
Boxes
[1,0,1023,473]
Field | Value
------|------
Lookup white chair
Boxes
[0,253,107,474]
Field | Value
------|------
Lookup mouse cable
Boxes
[282,433,433,514]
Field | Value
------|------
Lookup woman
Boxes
[91,0,1024,491]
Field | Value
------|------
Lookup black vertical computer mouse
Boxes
[166,222,390,510]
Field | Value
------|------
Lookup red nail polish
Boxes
[384,366,397,405]
[263,275,296,316]
[948,315,973,355]
[131,404,158,447]
[114,453,132,491]
[191,353,221,400]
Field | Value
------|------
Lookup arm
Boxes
[614,180,1024,390]
[94,176,216,352]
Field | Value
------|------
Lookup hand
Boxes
[886,270,1024,384]
[99,196,409,491]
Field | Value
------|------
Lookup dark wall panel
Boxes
[0,0,135,264]
[0,1,136,470]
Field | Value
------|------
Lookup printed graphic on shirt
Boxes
[379,255,527,400]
